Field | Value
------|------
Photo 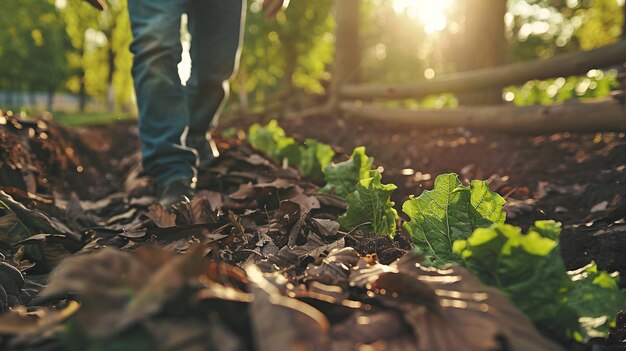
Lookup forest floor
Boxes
[0,110,625,350]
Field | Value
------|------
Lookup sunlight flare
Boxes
[392,0,455,34]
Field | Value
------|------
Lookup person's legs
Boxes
[128,0,197,188]
[186,0,245,144]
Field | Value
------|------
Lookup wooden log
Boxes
[340,40,626,100]
[339,99,626,133]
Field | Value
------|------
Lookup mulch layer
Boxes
[0,110,624,350]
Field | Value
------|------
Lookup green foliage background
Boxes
[0,0,623,114]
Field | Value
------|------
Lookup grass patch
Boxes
[53,111,136,127]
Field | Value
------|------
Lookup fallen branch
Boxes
[339,98,626,133]
[340,40,626,99]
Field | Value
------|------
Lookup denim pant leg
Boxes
[128,0,198,185]
[185,0,246,140]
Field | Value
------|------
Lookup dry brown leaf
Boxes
[370,254,564,351]
[196,190,223,212]
[305,247,359,286]
[40,245,208,337]
[145,203,177,228]
[247,265,330,351]
[291,235,345,262]
[330,310,410,346]
[0,300,79,336]
[311,218,340,237]
[145,317,245,351]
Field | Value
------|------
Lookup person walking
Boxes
[84,0,285,206]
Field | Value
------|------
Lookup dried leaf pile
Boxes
[0,111,565,350]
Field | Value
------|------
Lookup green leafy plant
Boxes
[321,146,374,198]
[248,120,334,179]
[248,119,299,165]
[402,173,506,266]
[454,221,626,342]
[299,139,335,180]
[338,171,398,237]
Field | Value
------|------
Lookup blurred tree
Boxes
[98,0,131,112]
[332,0,361,89]
[234,0,334,109]
[61,0,133,113]
[110,2,134,113]
[508,0,624,59]
[457,0,507,105]
[0,0,71,110]
[359,1,428,84]
[61,0,101,111]
[576,0,623,49]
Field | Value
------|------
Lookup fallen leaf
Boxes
[371,254,564,351]
[247,265,330,351]
[41,245,208,337]
[591,201,609,213]
[146,204,177,228]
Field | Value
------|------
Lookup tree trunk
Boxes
[237,66,249,116]
[6,89,13,107]
[47,87,55,111]
[29,86,37,109]
[14,83,22,108]
[79,72,87,112]
[340,99,626,133]
[332,0,361,89]
[283,40,297,96]
[622,2,626,38]
[457,0,506,105]
[106,41,116,113]
[617,3,626,95]
[78,46,87,112]
[282,39,298,114]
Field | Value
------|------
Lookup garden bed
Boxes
[0,110,624,350]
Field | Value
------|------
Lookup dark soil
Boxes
[226,114,626,275]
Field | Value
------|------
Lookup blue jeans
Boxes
[128,0,245,185]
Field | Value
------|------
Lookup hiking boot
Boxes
[157,177,196,207]
[188,134,220,169]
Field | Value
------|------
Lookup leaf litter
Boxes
[0,111,579,350]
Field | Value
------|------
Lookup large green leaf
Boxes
[453,222,570,331]
[402,173,505,265]
[454,221,625,342]
[338,172,398,237]
[321,146,374,199]
[468,179,507,227]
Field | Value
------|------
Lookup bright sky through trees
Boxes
[392,0,456,33]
